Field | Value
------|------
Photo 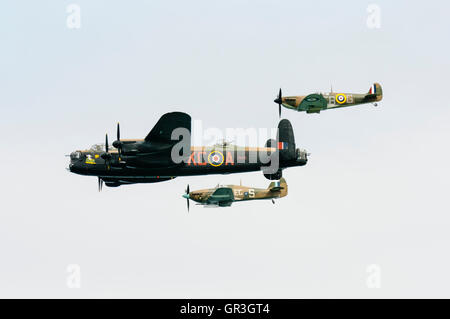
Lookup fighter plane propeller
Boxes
[185,184,190,212]
[274,88,283,117]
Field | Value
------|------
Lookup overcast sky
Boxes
[1,0,450,298]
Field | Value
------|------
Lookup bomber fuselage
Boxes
[69,143,307,186]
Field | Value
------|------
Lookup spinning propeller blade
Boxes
[185,185,190,212]
[101,133,112,169]
[116,122,122,157]
[98,177,103,192]
[274,88,282,117]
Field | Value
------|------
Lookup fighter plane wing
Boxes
[298,94,327,112]
[208,187,235,206]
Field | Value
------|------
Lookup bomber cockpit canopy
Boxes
[213,140,236,149]
[89,143,116,152]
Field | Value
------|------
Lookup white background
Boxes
[1,0,449,298]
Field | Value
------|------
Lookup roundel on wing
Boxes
[335,93,347,104]
[208,151,224,167]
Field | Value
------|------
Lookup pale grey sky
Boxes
[1,0,449,298]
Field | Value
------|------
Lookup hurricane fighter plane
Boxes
[68,112,308,190]
[274,83,383,116]
[182,178,287,209]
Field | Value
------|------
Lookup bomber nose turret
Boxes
[68,151,82,170]
[69,151,82,162]
[68,151,89,174]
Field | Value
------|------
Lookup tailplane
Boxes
[268,178,288,198]
[367,82,383,101]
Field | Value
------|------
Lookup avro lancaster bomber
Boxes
[68,112,308,189]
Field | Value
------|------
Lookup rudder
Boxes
[368,83,383,101]
[277,119,296,161]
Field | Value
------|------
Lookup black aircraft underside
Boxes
[71,158,307,186]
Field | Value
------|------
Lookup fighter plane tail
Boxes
[268,177,288,198]
[367,83,383,101]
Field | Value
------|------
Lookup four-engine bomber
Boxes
[68,112,307,189]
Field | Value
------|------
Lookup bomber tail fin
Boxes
[277,119,296,161]
[262,119,296,179]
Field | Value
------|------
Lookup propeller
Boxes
[100,133,112,169]
[185,184,190,212]
[274,88,282,117]
[117,122,122,158]
[113,122,122,159]
[98,177,103,192]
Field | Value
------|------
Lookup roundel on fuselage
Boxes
[335,93,347,104]
[208,151,224,167]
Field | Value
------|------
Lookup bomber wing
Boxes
[116,112,192,167]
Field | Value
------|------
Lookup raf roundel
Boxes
[335,93,347,104]
[208,151,224,167]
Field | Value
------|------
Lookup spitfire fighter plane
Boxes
[182,178,288,209]
[68,112,308,189]
[274,83,383,116]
